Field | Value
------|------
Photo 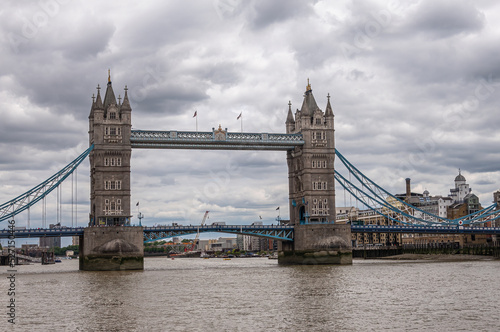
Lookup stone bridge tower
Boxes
[279,81,351,265]
[88,71,132,226]
[82,72,143,271]
[286,80,336,225]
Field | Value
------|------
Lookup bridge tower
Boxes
[82,72,143,271]
[88,71,132,226]
[280,81,352,264]
[286,80,336,224]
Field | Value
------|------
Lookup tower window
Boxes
[109,112,116,120]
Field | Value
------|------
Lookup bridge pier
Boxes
[278,224,352,265]
[79,226,144,271]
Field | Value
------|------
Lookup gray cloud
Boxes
[2,0,500,232]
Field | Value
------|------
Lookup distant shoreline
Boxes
[362,253,498,262]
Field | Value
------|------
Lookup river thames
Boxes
[1,257,499,331]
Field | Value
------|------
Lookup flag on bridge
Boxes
[193,110,197,118]
[276,206,280,210]
[237,112,242,120]
[136,202,139,206]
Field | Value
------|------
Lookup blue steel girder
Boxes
[143,225,294,242]
[335,148,500,226]
[130,130,304,151]
[0,145,93,223]
[350,224,500,235]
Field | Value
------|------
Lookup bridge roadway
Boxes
[0,225,295,242]
[2,224,500,242]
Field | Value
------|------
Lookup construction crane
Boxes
[190,211,209,251]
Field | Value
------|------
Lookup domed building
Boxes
[448,169,471,203]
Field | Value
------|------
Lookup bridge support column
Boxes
[278,224,352,265]
[79,226,144,271]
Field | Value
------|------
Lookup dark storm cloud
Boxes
[2,1,500,228]
[404,0,485,38]
[248,0,318,29]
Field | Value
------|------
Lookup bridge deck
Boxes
[351,224,500,235]
[130,130,304,150]
[2,225,500,241]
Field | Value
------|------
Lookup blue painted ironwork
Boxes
[3,224,500,240]
[335,149,500,226]
[130,130,304,150]
[0,224,294,241]
[0,227,85,238]
[351,224,500,235]
[143,224,294,242]
[0,145,94,223]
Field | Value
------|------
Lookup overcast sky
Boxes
[1,0,500,231]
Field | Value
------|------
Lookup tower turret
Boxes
[286,101,295,133]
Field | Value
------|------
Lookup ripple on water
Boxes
[1,258,499,331]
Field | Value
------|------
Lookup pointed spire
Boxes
[89,93,96,119]
[325,93,333,117]
[94,84,104,109]
[300,79,319,117]
[120,85,131,111]
[103,70,117,109]
[286,100,295,123]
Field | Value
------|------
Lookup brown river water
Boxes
[1,257,499,331]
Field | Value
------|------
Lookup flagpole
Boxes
[193,109,198,132]
[136,202,139,226]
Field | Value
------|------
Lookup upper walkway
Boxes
[130,129,304,150]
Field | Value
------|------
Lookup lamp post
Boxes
[138,212,144,227]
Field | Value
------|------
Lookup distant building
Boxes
[210,237,236,252]
[402,171,490,247]
[72,236,80,246]
[39,224,61,248]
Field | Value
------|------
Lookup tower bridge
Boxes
[3,73,500,270]
[81,74,349,270]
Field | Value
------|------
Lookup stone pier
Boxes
[79,226,144,271]
[278,224,352,265]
